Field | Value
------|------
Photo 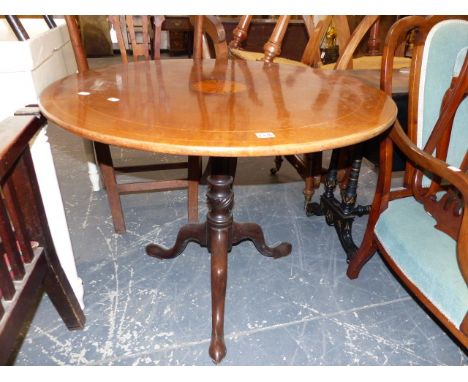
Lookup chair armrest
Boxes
[189,16,228,59]
[390,121,468,200]
[202,16,226,44]
[390,121,468,282]
[0,114,46,180]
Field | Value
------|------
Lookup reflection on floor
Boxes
[12,57,468,366]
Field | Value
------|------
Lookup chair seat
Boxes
[375,196,468,328]
[321,56,412,70]
[230,48,309,67]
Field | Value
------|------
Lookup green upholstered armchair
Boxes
[347,16,468,349]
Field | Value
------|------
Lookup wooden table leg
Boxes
[206,173,232,363]
[146,157,291,364]
[306,146,371,261]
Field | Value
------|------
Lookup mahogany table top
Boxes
[39,59,397,157]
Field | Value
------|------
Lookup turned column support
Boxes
[146,157,291,363]
[229,15,253,49]
[263,15,291,63]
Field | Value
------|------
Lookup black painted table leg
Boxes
[146,156,291,364]
[306,145,370,262]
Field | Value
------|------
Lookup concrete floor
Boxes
[11,56,468,366]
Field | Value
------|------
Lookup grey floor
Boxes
[12,56,468,366]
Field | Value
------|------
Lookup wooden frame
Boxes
[0,114,85,365]
[347,15,468,348]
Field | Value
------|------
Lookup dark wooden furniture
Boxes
[223,16,310,61]
[224,16,401,63]
[226,16,409,260]
[347,16,468,348]
[65,15,202,234]
[162,16,194,56]
[305,68,411,260]
[228,16,406,209]
[0,112,85,365]
[40,57,396,363]
[320,15,411,70]
[310,16,467,262]
[228,16,351,208]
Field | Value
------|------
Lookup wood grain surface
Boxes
[39,58,397,157]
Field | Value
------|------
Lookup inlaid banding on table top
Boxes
[191,80,247,94]
[39,59,397,157]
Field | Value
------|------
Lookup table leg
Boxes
[271,154,324,207]
[206,174,233,363]
[145,156,291,364]
[307,146,370,262]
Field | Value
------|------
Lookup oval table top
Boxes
[39,59,397,157]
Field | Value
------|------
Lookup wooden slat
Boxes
[126,16,151,61]
[193,16,204,59]
[0,195,25,280]
[117,179,188,193]
[153,16,165,60]
[0,250,47,365]
[2,176,34,263]
[109,16,128,64]
[115,162,188,173]
[0,249,15,300]
[64,16,89,73]
[301,16,332,66]
[9,148,86,330]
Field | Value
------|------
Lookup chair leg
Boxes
[44,258,86,330]
[270,155,284,175]
[303,152,323,207]
[11,149,86,330]
[187,156,202,223]
[94,142,126,233]
[347,235,378,279]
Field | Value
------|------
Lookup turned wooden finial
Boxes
[229,15,252,49]
[263,16,291,63]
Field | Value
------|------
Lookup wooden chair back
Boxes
[66,15,167,67]
[333,15,380,69]
[0,113,85,364]
[347,16,468,347]
[229,15,351,67]
[108,16,166,62]
[377,15,468,190]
